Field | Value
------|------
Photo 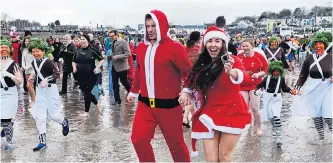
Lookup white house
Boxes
[316,12,332,25]
[277,24,294,36]
[237,20,253,28]
[173,25,205,35]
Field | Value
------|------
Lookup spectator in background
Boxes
[108,30,131,105]
[73,38,81,48]
[88,33,102,52]
[53,37,63,75]
[216,16,238,55]
[59,35,77,94]
[261,37,268,50]
[10,32,20,64]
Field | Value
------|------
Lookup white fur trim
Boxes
[204,31,229,46]
[128,92,139,98]
[182,88,192,94]
[144,43,159,98]
[191,151,199,157]
[144,13,161,45]
[230,68,244,84]
[191,114,245,140]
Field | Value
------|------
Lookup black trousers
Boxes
[61,70,72,93]
[77,72,98,112]
[112,67,131,102]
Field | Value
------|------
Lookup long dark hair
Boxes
[21,36,31,49]
[186,40,228,105]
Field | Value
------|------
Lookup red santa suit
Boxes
[183,26,252,157]
[237,51,268,91]
[128,10,191,162]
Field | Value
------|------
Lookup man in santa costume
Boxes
[127,10,191,162]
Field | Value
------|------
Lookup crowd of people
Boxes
[0,10,332,162]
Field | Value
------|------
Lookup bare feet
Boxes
[256,129,263,136]
[79,112,89,117]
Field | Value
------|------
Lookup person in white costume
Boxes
[291,33,332,142]
[28,38,69,151]
[0,39,23,150]
[254,61,295,147]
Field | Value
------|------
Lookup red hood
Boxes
[144,10,169,44]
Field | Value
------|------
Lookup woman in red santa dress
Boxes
[237,39,268,135]
[180,26,252,162]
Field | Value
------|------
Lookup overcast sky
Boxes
[0,0,330,29]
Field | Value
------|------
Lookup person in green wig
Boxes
[0,38,23,150]
[28,37,69,151]
[254,61,295,148]
[291,32,332,143]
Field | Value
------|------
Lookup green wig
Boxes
[321,31,332,43]
[0,39,12,48]
[311,33,329,49]
[28,37,48,53]
[269,36,278,45]
[0,39,13,56]
[267,61,284,76]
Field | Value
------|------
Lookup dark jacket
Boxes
[59,42,77,72]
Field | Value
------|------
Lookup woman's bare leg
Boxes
[218,132,241,162]
[203,130,221,162]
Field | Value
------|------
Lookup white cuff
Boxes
[230,68,244,84]
[129,92,139,98]
[182,88,192,94]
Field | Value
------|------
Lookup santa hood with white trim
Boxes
[144,10,170,45]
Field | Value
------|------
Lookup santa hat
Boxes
[203,26,229,49]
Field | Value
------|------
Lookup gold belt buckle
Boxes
[149,98,155,108]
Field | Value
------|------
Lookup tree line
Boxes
[232,5,332,24]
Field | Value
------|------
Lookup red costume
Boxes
[11,41,20,64]
[237,51,268,91]
[184,26,252,157]
[129,10,191,162]
[127,45,135,85]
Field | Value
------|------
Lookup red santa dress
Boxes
[183,26,252,157]
[128,10,192,162]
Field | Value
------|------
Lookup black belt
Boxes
[138,94,179,109]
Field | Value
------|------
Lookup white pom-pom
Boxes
[191,151,199,157]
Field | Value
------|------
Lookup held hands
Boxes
[178,92,192,106]
[292,89,301,95]
[291,89,297,95]
[39,79,48,88]
[127,94,135,104]
[251,73,261,79]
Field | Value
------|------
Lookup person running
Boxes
[29,38,69,151]
[0,39,23,150]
